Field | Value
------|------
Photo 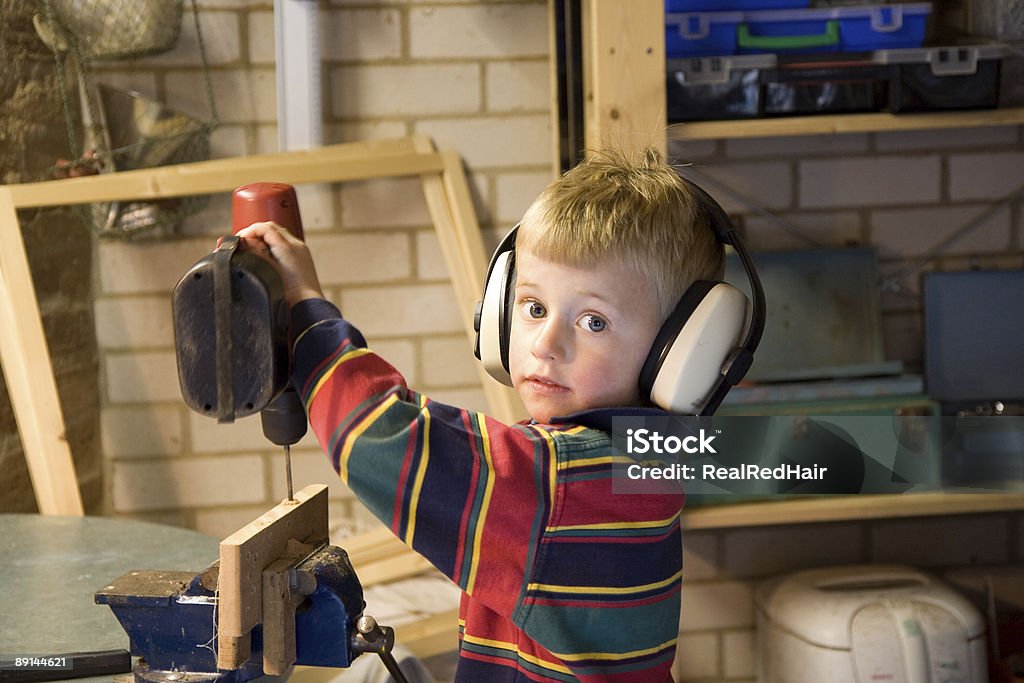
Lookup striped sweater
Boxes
[291,299,684,682]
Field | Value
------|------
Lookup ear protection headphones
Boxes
[473,175,766,416]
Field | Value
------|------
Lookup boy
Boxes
[237,148,724,682]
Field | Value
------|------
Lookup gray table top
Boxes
[0,513,219,681]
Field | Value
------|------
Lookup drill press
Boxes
[93,183,410,683]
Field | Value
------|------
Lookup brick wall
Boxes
[43,1,1024,681]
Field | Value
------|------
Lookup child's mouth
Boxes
[525,376,569,394]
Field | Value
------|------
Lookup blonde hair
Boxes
[516,147,725,321]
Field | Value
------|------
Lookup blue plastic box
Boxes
[738,3,932,54]
[666,12,744,57]
[666,0,808,10]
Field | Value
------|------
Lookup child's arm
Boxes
[288,298,542,613]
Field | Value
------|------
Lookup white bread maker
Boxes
[756,565,988,683]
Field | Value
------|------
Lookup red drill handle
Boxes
[231,182,304,240]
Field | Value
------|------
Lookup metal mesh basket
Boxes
[34,0,218,238]
[35,0,183,61]
[87,85,214,238]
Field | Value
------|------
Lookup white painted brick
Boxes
[293,184,338,230]
[330,64,480,118]
[247,11,275,64]
[179,193,233,238]
[269,450,355,501]
[871,515,1010,566]
[102,406,184,457]
[340,284,462,336]
[725,134,869,158]
[415,115,551,168]
[329,121,410,144]
[193,504,276,538]
[416,230,449,280]
[673,632,719,681]
[421,336,479,387]
[741,210,863,251]
[410,4,549,59]
[425,387,490,416]
[679,163,792,214]
[254,124,278,153]
[166,68,276,124]
[209,124,249,159]
[679,580,754,631]
[94,297,173,349]
[880,311,922,368]
[724,524,862,579]
[800,156,941,208]
[667,137,718,161]
[875,126,1019,152]
[113,455,265,512]
[138,10,242,66]
[366,339,418,386]
[486,60,550,112]
[723,630,756,679]
[197,0,268,7]
[949,152,1024,201]
[682,531,719,581]
[340,178,432,228]
[871,204,1012,259]
[190,412,320,453]
[307,232,412,285]
[97,238,210,294]
[106,351,181,403]
[322,9,403,61]
[495,171,552,223]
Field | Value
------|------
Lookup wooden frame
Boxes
[0,136,524,516]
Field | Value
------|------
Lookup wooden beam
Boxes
[1,136,515,515]
[582,0,666,156]
[217,484,329,669]
[0,189,83,516]
[413,139,526,425]
[6,137,445,208]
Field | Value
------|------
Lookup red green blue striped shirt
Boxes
[291,299,684,682]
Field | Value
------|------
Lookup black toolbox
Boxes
[667,43,1011,121]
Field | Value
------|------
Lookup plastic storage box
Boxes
[667,53,892,121]
[666,0,808,10]
[762,53,890,115]
[667,54,777,120]
[738,3,933,54]
[666,12,744,57]
[874,43,1009,112]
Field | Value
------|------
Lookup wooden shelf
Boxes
[668,106,1024,140]
[681,491,1024,530]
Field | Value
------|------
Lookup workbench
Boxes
[0,514,278,682]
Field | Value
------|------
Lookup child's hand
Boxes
[234,222,325,306]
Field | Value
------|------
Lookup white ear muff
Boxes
[477,249,514,386]
[650,283,750,414]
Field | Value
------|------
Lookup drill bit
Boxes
[284,444,294,501]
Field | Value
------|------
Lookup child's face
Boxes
[508,249,664,424]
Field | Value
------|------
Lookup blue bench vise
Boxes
[94,487,410,683]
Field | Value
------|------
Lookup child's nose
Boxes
[532,319,570,361]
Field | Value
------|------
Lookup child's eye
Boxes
[580,314,607,333]
[521,301,546,319]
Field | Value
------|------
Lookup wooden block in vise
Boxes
[217,484,329,670]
